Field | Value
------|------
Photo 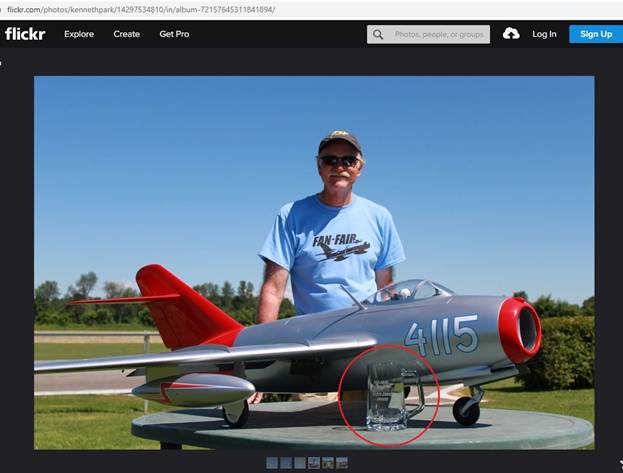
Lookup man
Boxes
[250,130,405,403]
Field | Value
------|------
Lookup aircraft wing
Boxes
[34,335,377,374]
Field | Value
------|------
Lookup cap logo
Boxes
[331,130,350,136]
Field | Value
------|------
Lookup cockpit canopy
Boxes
[363,279,454,306]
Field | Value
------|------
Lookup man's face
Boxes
[317,141,363,192]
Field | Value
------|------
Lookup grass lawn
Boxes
[35,343,168,360]
[34,395,178,449]
[480,378,594,426]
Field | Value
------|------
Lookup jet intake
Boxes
[132,372,255,407]
[498,297,542,364]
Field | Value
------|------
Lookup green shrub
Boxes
[517,316,594,390]
[35,307,72,326]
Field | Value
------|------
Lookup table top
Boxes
[131,400,594,449]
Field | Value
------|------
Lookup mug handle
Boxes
[401,368,426,418]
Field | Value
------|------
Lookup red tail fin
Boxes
[71,264,244,349]
[135,264,243,349]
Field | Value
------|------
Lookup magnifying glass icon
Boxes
[373,29,384,40]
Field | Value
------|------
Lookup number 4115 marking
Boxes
[405,315,479,357]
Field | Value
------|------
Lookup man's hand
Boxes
[248,392,264,404]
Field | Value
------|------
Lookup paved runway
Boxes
[34,370,144,395]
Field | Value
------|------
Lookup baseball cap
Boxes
[318,130,363,155]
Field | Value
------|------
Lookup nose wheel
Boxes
[222,399,249,428]
[452,385,484,426]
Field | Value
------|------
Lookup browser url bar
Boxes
[367,25,490,44]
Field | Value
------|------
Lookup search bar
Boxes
[367,25,490,44]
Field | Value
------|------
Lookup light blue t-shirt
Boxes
[259,194,405,315]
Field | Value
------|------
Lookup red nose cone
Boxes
[498,297,542,364]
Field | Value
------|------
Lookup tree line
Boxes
[512,291,594,318]
[34,272,594,327]
[34,272,295,327]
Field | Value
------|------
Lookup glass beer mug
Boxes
[366,362,422,431]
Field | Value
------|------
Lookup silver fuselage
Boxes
[146,294,510,392]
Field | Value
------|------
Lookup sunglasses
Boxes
[318,155,360,167]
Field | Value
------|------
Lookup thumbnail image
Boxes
[308,457,321,469]
[335,457,348,469]
[294,457,307,469]
[267,457,279,469]
[322,457,335,469]
[280,457,293,469]
[34,76,594,450]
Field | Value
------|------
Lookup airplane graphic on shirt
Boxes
[316,240,371,262]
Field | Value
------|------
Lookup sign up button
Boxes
[569,25,623,43]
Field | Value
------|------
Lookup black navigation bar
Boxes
[0,21,621,47]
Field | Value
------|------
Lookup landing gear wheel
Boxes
[223,400,249,428]
[452,396,480,426]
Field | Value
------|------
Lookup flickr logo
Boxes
[4,27,47,41]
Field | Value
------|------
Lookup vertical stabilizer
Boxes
[136,264,243,349]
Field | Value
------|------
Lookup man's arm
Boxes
[375,266,394,290]
[256,260,290,324]
[249,260,289,404]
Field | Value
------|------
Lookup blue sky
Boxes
[35,76,594,304]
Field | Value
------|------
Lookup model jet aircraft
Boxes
[317,241,371,261]
[34,264,541,428]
